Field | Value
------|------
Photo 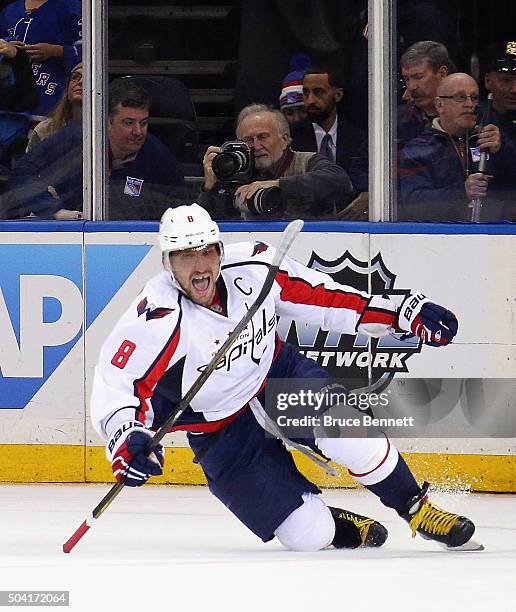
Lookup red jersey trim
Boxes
[134,325,181,425]
[170,405,248,433]
[275,270,368,313]
[359,309,396,326]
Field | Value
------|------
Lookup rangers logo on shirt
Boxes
[124,176,144,197]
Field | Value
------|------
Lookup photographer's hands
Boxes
[202,146,223,191]
[235,180,280,208]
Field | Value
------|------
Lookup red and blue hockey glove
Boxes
[397,293,458,347]
[107,422,164,487]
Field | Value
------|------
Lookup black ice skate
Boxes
[401,482,476,548]
[329,506,388,549]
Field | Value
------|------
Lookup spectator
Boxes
[0,0,82,120]
[0,37,36,111]
[198,103,352,220]
[0,37,35,167]
[289,63,369,219]
[26,61,81,151]
[278,53,309,125]
[481,41,516,145]
[398,40,456,149]
[6,79,185,220]
[290,63,368,190]
[399,73,516,221]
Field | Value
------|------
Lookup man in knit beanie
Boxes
[279,53,309,125]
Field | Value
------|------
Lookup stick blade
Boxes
[63,519,91,553]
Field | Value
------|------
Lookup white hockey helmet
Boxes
[159,204,223,285]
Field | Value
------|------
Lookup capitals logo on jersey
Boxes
[137,297,174,321]
[280,251,422,392]
[252,242,269,256]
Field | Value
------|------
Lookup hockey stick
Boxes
[63,219,304,553]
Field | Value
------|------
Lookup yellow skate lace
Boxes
[341,512,375,544]
[409,500,459,538]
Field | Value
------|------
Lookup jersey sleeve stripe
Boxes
[275,270,369,312]
[134,321,182,425]
[359,309,396,326]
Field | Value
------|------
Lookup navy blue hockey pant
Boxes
[187,342,328,541]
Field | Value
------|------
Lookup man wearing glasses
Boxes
[398,72,516,222]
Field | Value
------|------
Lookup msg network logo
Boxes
[277,251,422,392]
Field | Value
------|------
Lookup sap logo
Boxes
[0,243,84,408]
[0,275,82,378]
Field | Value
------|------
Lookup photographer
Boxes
[198,103,353,220]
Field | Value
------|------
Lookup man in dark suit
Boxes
[290,63,368,218]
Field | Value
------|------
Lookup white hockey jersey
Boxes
[91,241,402,440]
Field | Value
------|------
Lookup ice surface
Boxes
[0,484,514,611]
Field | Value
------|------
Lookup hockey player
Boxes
[91,203,476,551]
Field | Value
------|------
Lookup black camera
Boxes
[212,141,254,184]
[234,186,285,217]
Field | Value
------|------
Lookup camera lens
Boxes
[212,150,249,179]
[212,152,238,179]
[211,153,238,178]
[248,187,284,216]
[211,142,254,183]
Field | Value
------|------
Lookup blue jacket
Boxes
[398,125,516,222]
[0,0,82,117]
[397,102,434,151]
[9,123,185,219]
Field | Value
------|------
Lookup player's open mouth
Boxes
[191,275,210,294]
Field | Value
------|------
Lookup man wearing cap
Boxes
[482,41,516,145]
[278,54,308,125]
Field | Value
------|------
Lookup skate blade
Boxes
[441,539,484,552]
